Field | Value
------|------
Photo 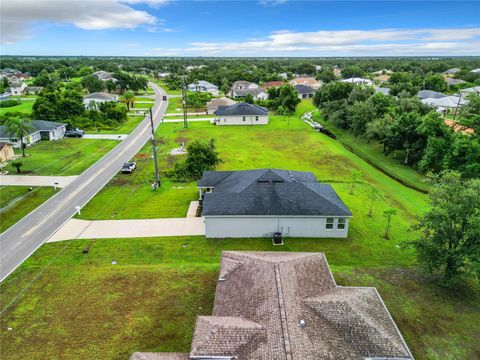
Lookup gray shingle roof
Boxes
[83,92,117,100]
[0,120,65,138]
[199,169,351,217]
[214,103,268,116]
[231,88,267,98]
[417,90,447,99]
[294,84,315,94]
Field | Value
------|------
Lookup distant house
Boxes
[132,251,413,360]
[83,92,119,108]
[417,90,447,100]
[0,120,66,149]
[372,69,393,75]
[24,86,43,95]
[294,84,315,99]
[231,80,258,91]
[187,80,219,95]
[471,68,480,73]
[213,103,268,126]
[445,77,466,86]
[460,86,480,96]
[290,77,321,89]
[92,70,115,81]
[279,72,289,79]
[421,95,467,114]
[9,82,27,95]
[230,87,268,100]
[443,68,461,76]
[206,97,236,114]
[374,74,391,83]
[340,77,374,86]
[198,169,351,238]
[375,87,391,96]
[261,81,284,90]
[0,142,14,162]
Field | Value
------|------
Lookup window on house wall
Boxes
[255,116,259,121]
[326,218,334,230]
[337,218,346,230]
[243,116,246,121]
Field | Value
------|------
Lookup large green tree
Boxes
[4,117,32,157]
[410,172,480,284]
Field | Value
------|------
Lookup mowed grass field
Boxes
[0,100,34,115]
[7,138,118,176]
[1,101,478,359]
[0,186,57,233]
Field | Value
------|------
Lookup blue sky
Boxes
[1,1,479,56]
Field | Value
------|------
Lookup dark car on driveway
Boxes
[121,162,137,174]
[64,130,84,138]
[162,95,167,101]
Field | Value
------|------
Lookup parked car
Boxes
[64,130,84,138]
[162,95,167,101]
[75,128,85,135]
[121,162,137,174]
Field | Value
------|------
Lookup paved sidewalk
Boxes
[83,134,128,140]
[0,175,78,188]
[186,201,199,218]
[163,118,212,123]
[164,112,209,116]
[48,217,205,242]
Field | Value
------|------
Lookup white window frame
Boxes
[325,217,334,230]
[337,218,346,230]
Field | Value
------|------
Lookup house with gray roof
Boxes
[197,169,351,238]
[92,70,115,81]
[213,103,269,126]
[417,90,447,100]
[131,251,413,360]
[443,68,461,75]
[0,120,66,148]
[187,80,219,95]
[294,84,315,99]
[83,92,119,108]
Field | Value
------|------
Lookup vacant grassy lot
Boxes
[0,186,56,233]
[0,100,34,115]
[2,100,478,359]
[157,81,182,95]
[8,138,117,176]
[93,115,145,135]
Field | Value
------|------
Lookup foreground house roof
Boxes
[83,92,118,100]
[198,169,351,217]
[0,120,65,138]
[215,103,268,116]
[132,251,413,360]
[417,90,447,99]
[294,84,315,94]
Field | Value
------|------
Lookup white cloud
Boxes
[122,0,169,9]
[182,27,480,56]
[1,0,159,44]
[258,0,288,6]
[122,42,141,47]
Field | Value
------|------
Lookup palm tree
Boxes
[120,91,135,111]
[5,117,32,157]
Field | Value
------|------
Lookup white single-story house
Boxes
[290,77,321,89]
[421,95,467,113]
[471,68,480,73]
[24,86,43,95]
[83,92,119,108]
[92,70,115,81]
[341,77,374,86]
[206,97,236,114]
[294,84,315,99]
[443,68,461,76]
[187,80,219,95]
[230,87,268,100]
[213,102,268,126]
[198,169,352,238]
[231,80,259,91]
[417,90,447,100]
[0,120,66,149]
[9,82,27,95]
[460,86,480,96]
[445,78,466,86]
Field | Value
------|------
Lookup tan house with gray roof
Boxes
[131,251,413,360]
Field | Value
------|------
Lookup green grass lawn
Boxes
[312,110,430,193]
[0,186,57,233]
[1,100,478,360]
[8,138,117,176]
[157,81,182,96]
[0,101,34,115]
[91,115,145,135]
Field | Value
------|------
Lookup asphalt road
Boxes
[0,83,168,282]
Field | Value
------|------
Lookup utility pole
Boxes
[452,91,463,121]
[148,107,161,188]
[181,75,188,128]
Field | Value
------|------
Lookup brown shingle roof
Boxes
[133,252,413,360]
[130,352,188,360]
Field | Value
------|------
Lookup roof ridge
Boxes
[301,182,351,215]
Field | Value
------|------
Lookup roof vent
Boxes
[299,319,306,329]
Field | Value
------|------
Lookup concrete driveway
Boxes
[48,217,205,242]
[0,175,78,188]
